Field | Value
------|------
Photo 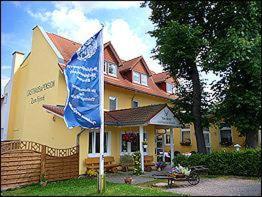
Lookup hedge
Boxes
[173,148,261,177]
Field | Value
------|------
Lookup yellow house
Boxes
[5,25,245,175]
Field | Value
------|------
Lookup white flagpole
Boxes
[98,25,105,193]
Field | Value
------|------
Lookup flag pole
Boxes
[98,24,105,193]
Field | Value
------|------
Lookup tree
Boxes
[142,1,212,153]
[142,1,261,150]
[204,1,261,148]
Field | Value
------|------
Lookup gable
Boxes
[133,59,149,75]
[149,106,180,126]
[104,46,119,65]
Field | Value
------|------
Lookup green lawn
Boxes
[1,178,180,196]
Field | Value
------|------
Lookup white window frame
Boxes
[203,128,212,153]
[219,126,233,145]
[180,128,191,143]
[109,96,118,111]
[88,130,111,157]
[104,61,108,74]
[166,83,174,94]
[132,71,141,84]
[107,62,117,77]
[141,73,148,86]
[120,131,148,155]
[132,100,139,108]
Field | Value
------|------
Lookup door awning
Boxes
[42,103,180,127]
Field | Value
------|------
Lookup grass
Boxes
[1,178,181,196]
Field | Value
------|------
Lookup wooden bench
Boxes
[144,155,155,172]
[85,156,119,173]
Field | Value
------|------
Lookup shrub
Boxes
[132,151,142,175]
[173,148,261,177]
[120,154,134,171]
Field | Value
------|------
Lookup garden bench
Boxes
[144,155,155,172]
[85,156,119,173]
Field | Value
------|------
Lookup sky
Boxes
[1,1,219,94]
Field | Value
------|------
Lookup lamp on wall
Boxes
[234,144,241,151]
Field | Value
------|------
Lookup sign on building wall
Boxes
[149,106,180,126]
[64,29,103,129]
[26,80,55,104]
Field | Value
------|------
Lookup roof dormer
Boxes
[152,72,177,94]
[119,56,151,86]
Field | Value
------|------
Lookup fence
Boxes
[1,140,79,190]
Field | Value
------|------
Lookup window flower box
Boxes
[180,139,191,146]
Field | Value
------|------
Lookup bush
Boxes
[173,148,261,177]
[132,151,142,175]
[120,154,134,171]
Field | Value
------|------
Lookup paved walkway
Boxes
[167,177,261,196]
[106,172,261,196]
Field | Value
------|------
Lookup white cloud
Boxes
[27,3,164,73]
[52,1,141,12]
[1,65,11,70]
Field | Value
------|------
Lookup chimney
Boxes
[11,51,24,75]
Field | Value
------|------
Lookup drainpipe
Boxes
[76,128,86,146]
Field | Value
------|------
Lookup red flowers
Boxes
[122,133,137,142]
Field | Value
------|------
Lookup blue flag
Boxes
[64,29,103,129]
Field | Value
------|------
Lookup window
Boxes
[109,96,117,111]
[120,132,148,154]
[165,133,170,145]
[141,74,148,86]
[203,128,211,153]
[220,126,232,146]
[108,63,117,77]
[132,100,139,108]
[132,71,148,86]
[104,61,117,77]
[88,131,109,156]
[133,71,140,84]
[181,128,191,145]
[166,83,174,94]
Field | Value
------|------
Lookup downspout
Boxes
[76,128,86,146]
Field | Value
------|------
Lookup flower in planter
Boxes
[142,140,147,145]
[155,162,167,170]
[180,139,191,146]
[86,169,97,177]
[122,133,138,143]
[124,177,133,184]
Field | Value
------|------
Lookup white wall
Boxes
[1,81,11,141]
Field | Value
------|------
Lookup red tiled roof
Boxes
[152,71,171,83]
[42,104,168,126]
[119,56,141,72]
[46,32,176,100]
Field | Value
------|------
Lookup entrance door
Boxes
[155,129,165,162]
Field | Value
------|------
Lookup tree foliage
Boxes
[142,1,261,148]
[204,1,261,147]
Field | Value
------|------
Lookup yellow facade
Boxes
[7,26,245,175]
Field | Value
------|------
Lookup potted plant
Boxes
[40,174,47,187]
[122,132,137,143]
[124,176,133,184]
[142,140,148,148]
[155,162,167,171]
[86,169,97,178]
[180,139,191,146]
[120,154,134,172]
